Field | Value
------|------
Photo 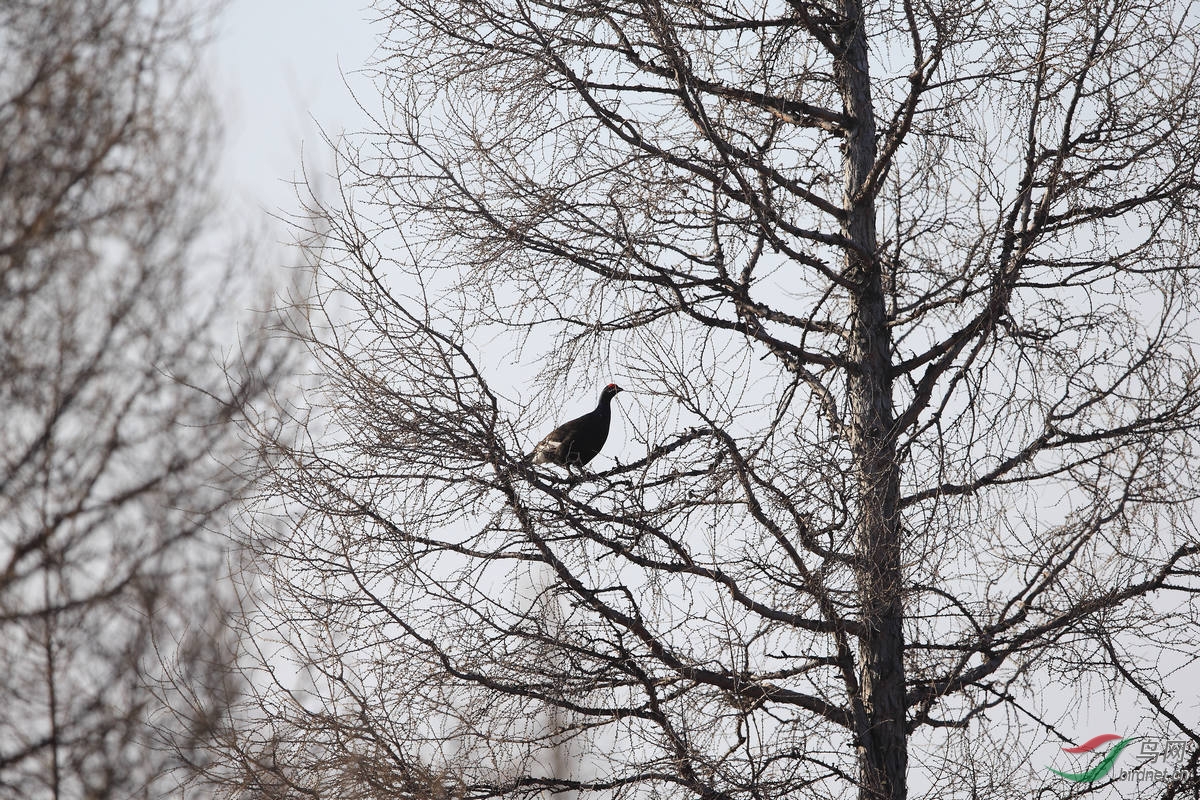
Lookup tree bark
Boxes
[833,1,907,799]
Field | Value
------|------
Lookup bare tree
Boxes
[232,0,1200,799]
[0,1,287,797]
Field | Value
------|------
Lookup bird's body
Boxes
[530,384,623,467]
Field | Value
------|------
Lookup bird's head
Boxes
[603,383,624,398]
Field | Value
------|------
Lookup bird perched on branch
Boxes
[529,383,624,468]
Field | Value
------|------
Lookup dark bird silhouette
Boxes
[529,383,624,467]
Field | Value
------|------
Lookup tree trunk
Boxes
[833,1,907,799]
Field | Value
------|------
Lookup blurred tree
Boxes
[230,0,1200,799]
[0,1,287,797]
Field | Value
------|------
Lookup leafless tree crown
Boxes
[1,1,287,798]
[229,1,1200,799]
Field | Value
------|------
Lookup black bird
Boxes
[529,383,624,467]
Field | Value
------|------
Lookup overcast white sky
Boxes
[208,0,379,227]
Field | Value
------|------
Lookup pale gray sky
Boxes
[209,0,378,224]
